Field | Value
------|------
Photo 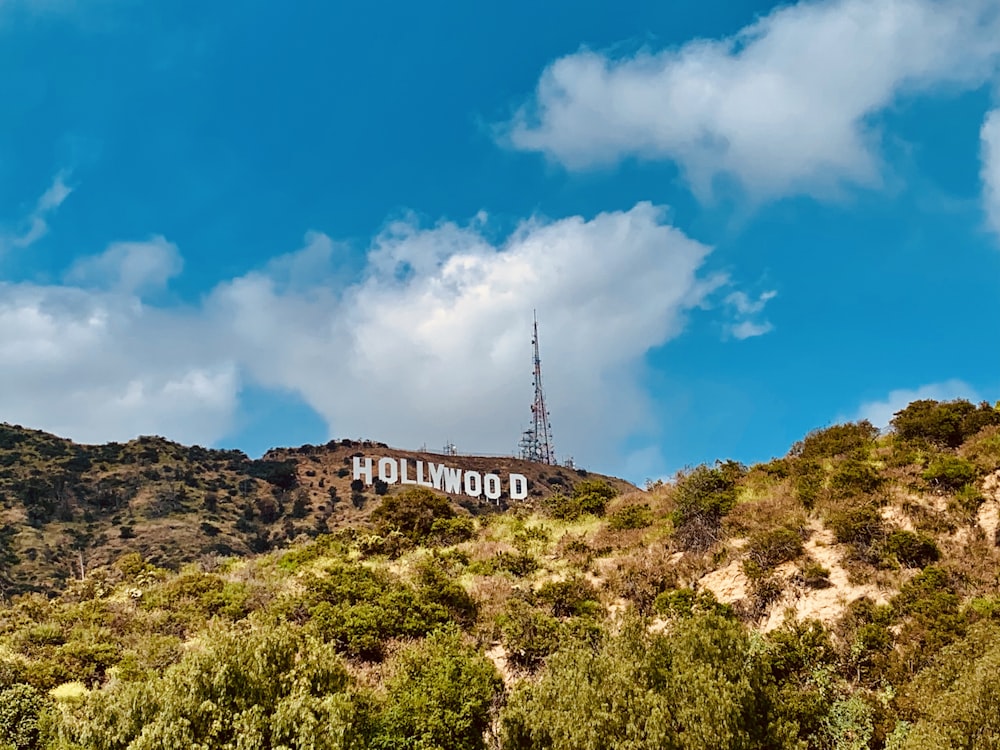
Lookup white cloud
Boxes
[0,202,744,472]
[723,289,776,339]
[850,379,982,429]
[730,320,774,340]
[65,236,183,293]
[0,281,238,446]
[504,0,1000,201]
[982,108,1000,236]
[1,172,73,251]
[209,202,722,468]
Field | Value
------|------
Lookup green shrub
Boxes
[571,479,617,515]
[827,504,884,551]
[498,599,563,669]
[830,459,884,499]
[607,503,653,530]
[371,487,455,543]
[883,530,939,569]
[791,421,880,460]
[544,479,618,520]
[303,563,451,660]
[671,461,744,552]
[0,684,44,750]
[951,483,984,514]
[500,613,794,749]
[892,399,1000,449]
[795,559,831,589]
[922,456,977,491]
[792,459,825,509]
[742,527,804,580]
[428,516,475,546]
[67,620,368,750]
[375,626,502,750]
[470,550,538,578]
[415,559,478,627]
[142,572,252,623]
[652,588,734,620]
[536,576,600,618]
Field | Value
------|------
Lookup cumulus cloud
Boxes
[0,281,238,446]
[0,202,732,469]
[850,379,982,429]
[65,236,183,293]
[210,202,722,467]
[504,0,1000,201]
[0,231,238,446]
[1,172,73,251]
[982,108,1000,236]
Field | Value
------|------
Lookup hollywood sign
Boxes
[353,456,528,502]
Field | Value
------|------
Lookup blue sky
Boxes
[2,0,1000,483]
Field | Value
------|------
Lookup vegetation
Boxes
[2,399,1000,748]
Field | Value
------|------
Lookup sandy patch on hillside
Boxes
[761,522,888,631]
[697,521,889,632]
[698,558,749,603]
[485,643,517,688]
[979,471,1000,544]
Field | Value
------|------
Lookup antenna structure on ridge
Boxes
[518,311,556,464]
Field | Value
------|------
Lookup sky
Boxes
[2,0,1000,483]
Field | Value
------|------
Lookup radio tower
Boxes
[518,311,556,464]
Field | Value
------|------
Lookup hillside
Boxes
[0,424,634,597]
[4,399,1000,748]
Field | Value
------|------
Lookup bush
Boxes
[375,626,502,750]
[742,527,804,580]
[883,530,939,569]
[830,459,884,499]
[792,459,825,509]
[536,576,600,618]
[428,516,475,546]
[303,563,451,660]
[66,620,368,750]
[827,504,884,549]
[500,614,793,749]
[891,399,1000,449]
[543,479,618,521]
[795,559,832,589]
[607,503,653,530]
[415,559,478,627]
[652,588,734,620]
[571,479,617,515]
[470,550,538,578]
[498,599,563,669]
[371,487,456,543]
[671,462,744,552]
[0,684,44,750]
[791,421,880,460]
[922,456,977,491]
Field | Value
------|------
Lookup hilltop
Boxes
[0,424,634,596]
[5,398,1000,748]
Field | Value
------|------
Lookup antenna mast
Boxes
[519,311,555,464]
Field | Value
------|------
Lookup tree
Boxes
[891,400,1000,449]
[0,684,44,750]
[500,613,797,750]
[65,618,369,750]
[374,626,502,750]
